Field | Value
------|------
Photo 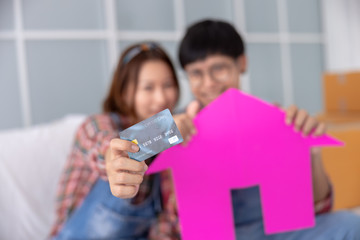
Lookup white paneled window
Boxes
[239,0,324,113]
[0,0,325,130]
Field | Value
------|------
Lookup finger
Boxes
[285,105,298,125]
[186,100,201,119]
[294,109,308,132]
[110,138,139,156]
[183,116,197,135]
[273,102,286,111]
[181,127,192,146]
[273,102,282,108]
[314,122,327,136]
[110,184,138,198]
[182,118,196,143]
[112,172,144,185]
[173,115,186,136]
[302,117,317,136]
[112,157,148,173]
[175,116,191,139]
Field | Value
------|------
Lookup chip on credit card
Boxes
[119,109,183,161]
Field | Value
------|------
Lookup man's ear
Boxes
[236,55,247,74]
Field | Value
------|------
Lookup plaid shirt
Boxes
[50,113,154,237]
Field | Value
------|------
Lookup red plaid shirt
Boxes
[50,114,119,236]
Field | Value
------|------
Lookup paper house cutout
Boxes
[147,88,342,240]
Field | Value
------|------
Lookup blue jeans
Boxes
[54,175,162,240]
[56,182,360,239]
[232,186,360,240]
[235,211,360,240]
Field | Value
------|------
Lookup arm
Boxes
[311,148,331,203]
[285,105,332,206]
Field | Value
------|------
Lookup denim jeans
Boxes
[55,182,360,239]
[54,175,162,240]
[232,186,360,240]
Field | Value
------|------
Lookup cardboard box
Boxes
[317,112,360,125]
[323,72,360,112]
[318,71,360,210]
[321,125,360,210]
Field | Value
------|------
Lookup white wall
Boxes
[322,0,360,72]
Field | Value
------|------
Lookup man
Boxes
[108,20,360,239]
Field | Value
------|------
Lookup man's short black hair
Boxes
[178,19,245,69]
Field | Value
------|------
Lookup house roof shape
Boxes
[147,88,342,240]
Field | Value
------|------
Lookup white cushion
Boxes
[0,115,86,240]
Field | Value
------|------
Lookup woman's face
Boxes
[134,60,178,121]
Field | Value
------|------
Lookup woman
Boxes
[50,42,197,239]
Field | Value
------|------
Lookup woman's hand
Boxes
[105,138,148,199]
[173,101,200,146]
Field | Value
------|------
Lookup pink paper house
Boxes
[147,88,342,240]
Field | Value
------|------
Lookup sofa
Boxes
[0,115,85,240]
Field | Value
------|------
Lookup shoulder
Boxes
[77,113,117,140]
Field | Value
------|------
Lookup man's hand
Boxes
[285,104,326,137]
[284,105,332,202]
[285,105,327,155]
[105,138,148,199]
[173,100,201,146]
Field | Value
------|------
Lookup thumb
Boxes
[273,102,285,111]
[186,100,201,119]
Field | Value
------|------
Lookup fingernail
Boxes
[132,144,139,152]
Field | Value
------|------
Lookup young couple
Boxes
[51,19,360,240]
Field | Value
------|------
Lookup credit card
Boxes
[119,109,183,161]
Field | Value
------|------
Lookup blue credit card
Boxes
[119,109,183,161]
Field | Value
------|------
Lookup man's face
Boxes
[184,54,246,107]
